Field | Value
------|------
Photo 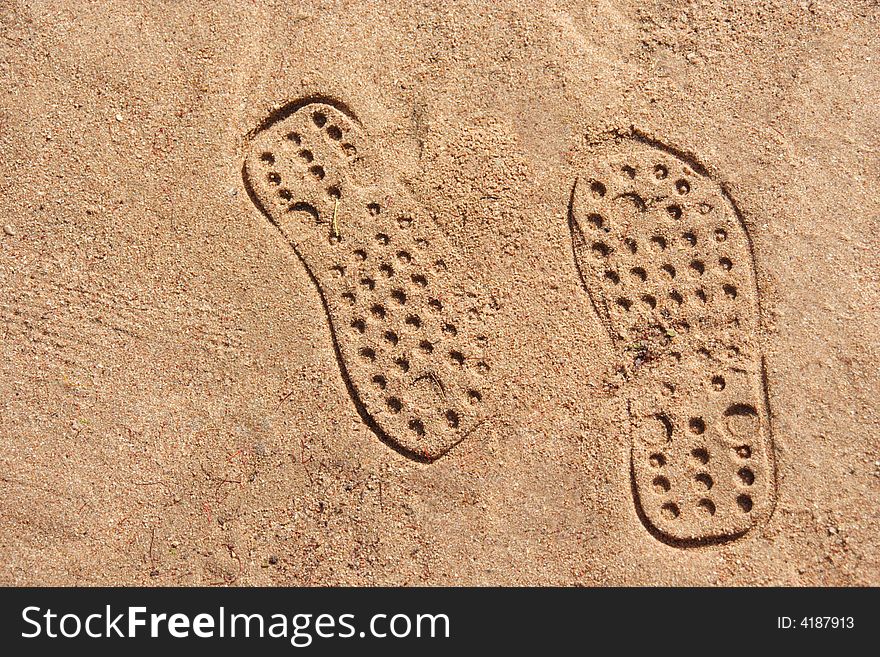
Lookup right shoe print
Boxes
[567,129,776,546]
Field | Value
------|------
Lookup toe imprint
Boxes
[243,98,488,461]
[569,132,776,545]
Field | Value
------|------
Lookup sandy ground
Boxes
[1,0,878,586]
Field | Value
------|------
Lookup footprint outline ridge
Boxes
[242,96,491,462]
[568,128,777,547]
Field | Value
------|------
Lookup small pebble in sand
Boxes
[3,224,15,236]
[115,113,123,122]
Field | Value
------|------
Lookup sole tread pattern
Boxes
[243,99,489,460]
[569,133,776,545]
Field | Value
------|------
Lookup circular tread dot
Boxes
[697,499,716,516]
[738,467,755,486]
[653,476,671,493]
[691,447,710,464]
[587,214,605,231]
[651,235,667,251]
[695,473,714,490]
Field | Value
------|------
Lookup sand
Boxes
[1,0,878,585]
